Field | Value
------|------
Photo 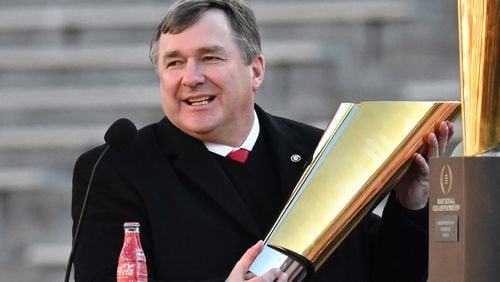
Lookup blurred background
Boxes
[0,0,461,281]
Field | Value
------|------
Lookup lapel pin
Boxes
[290,154,301,163]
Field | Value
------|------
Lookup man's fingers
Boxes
[243,272,257,280]
[414,153,429,180]
[226,241,288,282]
[260,268,288,282]
[226,241,264,281]
[437,121,449,155]
[446,121,455,143]
[237,240,264,272]
[276,272,288,282]
[426,132,439,159]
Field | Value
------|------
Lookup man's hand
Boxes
[226,241,288,282]
[394,121,455,210]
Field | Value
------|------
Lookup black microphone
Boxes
[64,118,137,282]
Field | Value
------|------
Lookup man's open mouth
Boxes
[185,96,215,106]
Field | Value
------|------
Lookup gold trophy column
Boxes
[458,0,499,156]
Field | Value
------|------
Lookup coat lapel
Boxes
[255,106,320,202]
[157,118,262,238]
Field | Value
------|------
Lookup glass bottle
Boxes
[117,222,148,282]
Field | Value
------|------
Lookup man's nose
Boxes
[181,60,205,87]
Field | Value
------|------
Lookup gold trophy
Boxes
[250,101,460,280]
[429,1,499,281]
[458,0,499,156]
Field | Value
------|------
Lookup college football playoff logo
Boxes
[439,164,453,195]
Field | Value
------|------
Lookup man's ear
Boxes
[251,55,265,92]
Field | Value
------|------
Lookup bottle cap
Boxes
[123,222,140,228]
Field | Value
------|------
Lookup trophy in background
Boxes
[249,101,460,280]
[429,0,499,281]
[458,0,499,157]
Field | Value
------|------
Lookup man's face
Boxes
[156,9,264,146]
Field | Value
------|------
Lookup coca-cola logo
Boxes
[117,263,135,277]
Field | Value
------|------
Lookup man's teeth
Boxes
[187,96,212,106]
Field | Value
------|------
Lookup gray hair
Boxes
[149,0,262,67]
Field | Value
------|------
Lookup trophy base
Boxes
[429,156,500,282]
[249,244,313,281]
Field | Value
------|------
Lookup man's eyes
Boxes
[201,56,224,63]
[165,60,183,68]
[164,56,224,69]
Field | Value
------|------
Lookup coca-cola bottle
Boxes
[117,222,148,282]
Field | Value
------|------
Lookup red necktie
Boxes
[226,148,250,163]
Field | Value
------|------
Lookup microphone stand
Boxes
[64,145,109,282]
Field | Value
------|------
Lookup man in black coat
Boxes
[71,0,453,281]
